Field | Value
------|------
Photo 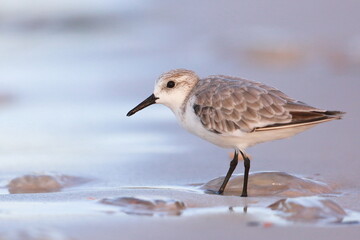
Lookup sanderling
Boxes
[127,69,344,197]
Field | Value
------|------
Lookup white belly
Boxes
[175,103,316,150]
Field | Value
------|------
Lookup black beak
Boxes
[126,94,159,116]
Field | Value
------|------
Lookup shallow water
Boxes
[2,170,359,226]
[1,228,72,240]
[268,196,346,223]
[100,196,186,216]
[0,0,360,239]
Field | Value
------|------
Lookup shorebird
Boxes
[126,69,344,197]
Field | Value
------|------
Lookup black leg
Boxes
[239,150,250,197]
[217,150,238,195]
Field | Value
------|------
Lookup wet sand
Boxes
[1,0,360,239]
[0,176,360,239]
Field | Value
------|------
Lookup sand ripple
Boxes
[100,196,186,216]
[268,196,347,223]
[7,173,89,194]
[201,171,333,197]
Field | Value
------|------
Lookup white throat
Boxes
[156,90,189,119]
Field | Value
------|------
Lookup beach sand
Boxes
[0,0,360,239]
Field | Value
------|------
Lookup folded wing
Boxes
[192,76,343,134]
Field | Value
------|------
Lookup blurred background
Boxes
[0,0,359,189]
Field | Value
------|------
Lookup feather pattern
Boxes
[191,75,343,134]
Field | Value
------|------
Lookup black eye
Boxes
[166,81,175,88]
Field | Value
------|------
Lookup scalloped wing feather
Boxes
[192,76,341,135]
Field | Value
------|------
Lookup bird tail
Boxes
[323,110,345,119]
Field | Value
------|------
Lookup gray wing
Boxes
[192,75,342,134]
